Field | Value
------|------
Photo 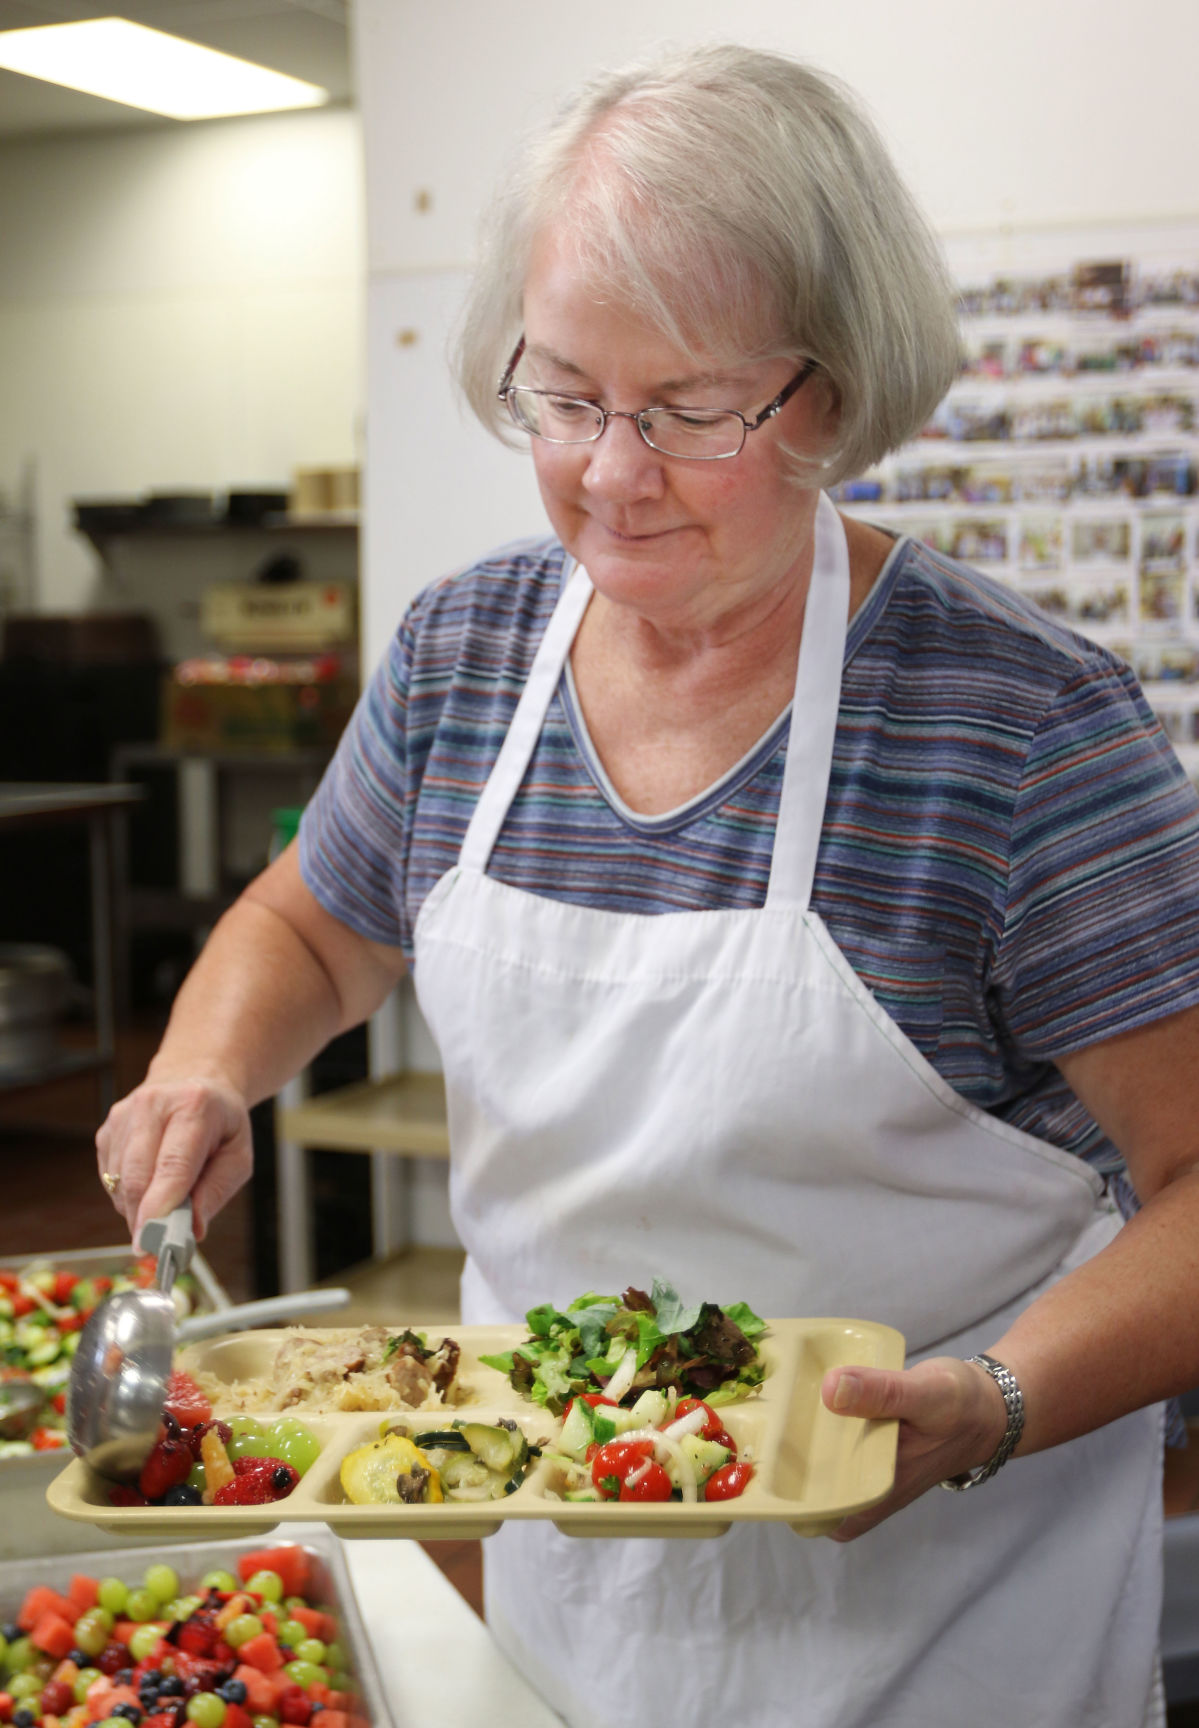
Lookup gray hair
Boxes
[454,42,962,486]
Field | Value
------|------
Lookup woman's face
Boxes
[520,229,837,634]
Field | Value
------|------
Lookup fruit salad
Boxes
[0,1545,369,1728]
[0,1259,209,1459]
[108,1376,320,1511]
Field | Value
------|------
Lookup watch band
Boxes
[940,1352,1025,1492]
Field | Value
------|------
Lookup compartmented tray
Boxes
[47,1316,904,1541]
[0,1528,394,1728]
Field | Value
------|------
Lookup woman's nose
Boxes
[580,414,666,500]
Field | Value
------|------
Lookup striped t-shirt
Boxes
[300,530,1199,1178]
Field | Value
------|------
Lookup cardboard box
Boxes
[201,581,356,651]
[161,674,358,752]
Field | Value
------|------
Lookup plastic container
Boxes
[47,1316,904,1542]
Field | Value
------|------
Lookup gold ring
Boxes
[101,1170,121,1195]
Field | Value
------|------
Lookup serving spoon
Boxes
[67,1199,351,1481]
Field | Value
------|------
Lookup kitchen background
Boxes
[1,0,1198,1698]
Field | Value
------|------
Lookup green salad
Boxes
[480,1278,768,1415]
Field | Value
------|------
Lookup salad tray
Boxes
[47,1316,905,1541]
[0,1527,394,1728]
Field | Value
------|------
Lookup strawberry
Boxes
[107,1485,149,1506]
[175,1617,218,1657]
[138,1435,194,1502]
[213,1457,299,1506]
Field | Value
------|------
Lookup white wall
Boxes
[355,0,1198,664]
[0,103,365,615]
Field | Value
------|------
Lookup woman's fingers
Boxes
[820,1357,1009,1541]
[95,1079,253,1245]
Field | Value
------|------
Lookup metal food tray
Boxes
[0,1242,232,1312]
[0,1528,394,1728]
[47,1316,904,1541]
[2,1245,231,1558]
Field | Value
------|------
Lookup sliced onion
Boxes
[660,1405,709,1443]
[651,1430,697,1502]
[601,1345,639,1405]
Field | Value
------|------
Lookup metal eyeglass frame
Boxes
[496,336,817,460]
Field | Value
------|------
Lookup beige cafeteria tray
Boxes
[47,1316,905,1541]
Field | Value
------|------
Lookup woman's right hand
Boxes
[95,1074,254,1245]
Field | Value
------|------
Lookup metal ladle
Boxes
[67,1199,352,1482]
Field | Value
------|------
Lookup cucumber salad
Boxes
[546,1389,757,1504]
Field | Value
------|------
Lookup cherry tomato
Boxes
[562,1393,619,1421]
[591,1439,655,1501]
[704,1460,754,1501]
[710,1427,736,1453]
[52,1271,78,1305]
[672,1398,724,1441]
[619,1459,673,1502]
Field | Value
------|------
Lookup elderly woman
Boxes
[99,43,1199,1728]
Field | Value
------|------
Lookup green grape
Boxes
[283,1662,326,1690]
[326,1672,354,1695]
[97,1577,129,1616]
[0,1631,7,1666]
[94,1606,115,1632]
[73,1668,104,1704]
[251,1717,279,1728]
[245,1570,284,1604]
[144,1564,179,1604]
[276,1620,308,1652]
[224,1615,264,1649]
[72,1615,109,1658]
[187,1460,206,1492]
[124,1587,160,1623]
[200,1569,238,1594]
[226,1422,269,1461]
[294,1640,326,1667]
[128,1624,163,1663]
[266,1425,320,1477]
[8,1673,43,1702]
[282,1597,308,1613]
[186,1693,228,1728]
[324,1642,346,1671]
[5,1636,33,1671]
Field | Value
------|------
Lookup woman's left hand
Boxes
[819,1356,1009,1540]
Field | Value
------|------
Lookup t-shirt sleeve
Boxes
[297,613,415,950]
[995,655,1199,1056]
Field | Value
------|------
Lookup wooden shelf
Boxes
[278,1069,449,1157]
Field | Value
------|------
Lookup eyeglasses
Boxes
[497,337,817,461]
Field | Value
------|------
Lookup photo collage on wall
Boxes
[836,225,1199,785]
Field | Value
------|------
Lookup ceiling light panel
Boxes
[0,16,330,120]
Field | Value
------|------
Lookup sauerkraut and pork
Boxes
[183,1325,462,1413]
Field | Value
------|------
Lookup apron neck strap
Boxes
[459,560,592,873]
[766,490,851,911]
[460,493,851,908]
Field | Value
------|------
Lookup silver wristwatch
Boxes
[940,1352,1025,1492]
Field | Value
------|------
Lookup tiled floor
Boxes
[0,1016,484,1618]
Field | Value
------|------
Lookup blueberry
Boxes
[1,1623,20,1643]
[14,1711,36,1728]
[163,1482,203,1506]
[142,1673,163,1689]
[115,1669,134,1685]
[69,1647,89,1666]
[113,1706,143,1723]
[158,1677,185,1698]
[220,1682,247,1705]
[271,1465,293,1491]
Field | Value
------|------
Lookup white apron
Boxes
[414,494,1164,1728]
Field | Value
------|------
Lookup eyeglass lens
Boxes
[506,388,746,459]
